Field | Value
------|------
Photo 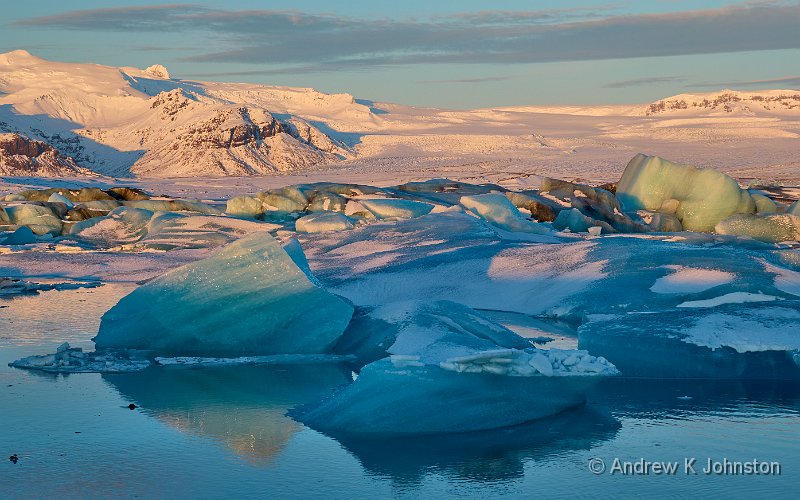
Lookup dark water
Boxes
[1,287,799,499]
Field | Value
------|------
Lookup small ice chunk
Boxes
[48,192,74,209]
[460,193,550,234]
[676,292,779,308]
[295,212,356,233]
[715,214,800,243]
[359,199,434,219]
[528,352,554,376]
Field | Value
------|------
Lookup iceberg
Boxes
[226,195,264,218]
[94,232,354,356]
[616,154,755,232]
[307,191,348,212]
[257,186,312,213]
[124,199,222,215]
[1,225,37,245]
[280,238,323,286]
[10,342,151,373]
[127,211,273,251]
[334,300,532,365]
[553,208,615,234]
[47,192,74,208]
[76,200,121,212]
[4,203,63,235]
[750,192,778,214]
[359,198,434,219]
[293,356,614,436]
[295,300,617,436]
[578,302,800,379]
[460,193,550,233]
[715,214,800,242]
[505,191,561,222]
[69,206,154,245]
[295,212,356,233]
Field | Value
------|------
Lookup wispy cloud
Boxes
[14,3,800,72]
[418,76,513,84]
[689,75,800,89]
[603,76,687,88]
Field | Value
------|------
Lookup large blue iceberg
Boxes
[95,232,354,356]
[294,300,617,436]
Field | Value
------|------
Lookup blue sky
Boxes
[1,1,798,108]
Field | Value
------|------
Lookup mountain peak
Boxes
[144,64,170,79]
[0,49,42,65]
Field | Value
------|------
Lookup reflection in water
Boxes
[103,363,352,465]
[0,283,135,347]
[589,378,800,419]
[324,406,621,486]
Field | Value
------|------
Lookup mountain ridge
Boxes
[1,51,798,178]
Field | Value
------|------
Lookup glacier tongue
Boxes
[94,232,354,356]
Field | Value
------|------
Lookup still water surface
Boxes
[1,286,798,498]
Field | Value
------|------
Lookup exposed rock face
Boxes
[132,102,343,176]
[0,133,91,176]
[645,91,800,115]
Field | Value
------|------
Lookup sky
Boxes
[0,0,798,109]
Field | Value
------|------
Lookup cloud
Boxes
[603,76,687,88]
[418,76,513,84]
[14,3,800,72]
[689,75,800,89]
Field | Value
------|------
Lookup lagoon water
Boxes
[2,286,799,499]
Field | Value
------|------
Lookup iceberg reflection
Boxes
[103,363,352,465]
[322,406,621,485]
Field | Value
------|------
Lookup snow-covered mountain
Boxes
[1,50,798,181]
[0,50,359,177]
[644,90,800,116]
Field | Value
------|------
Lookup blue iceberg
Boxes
[95,232,354,356]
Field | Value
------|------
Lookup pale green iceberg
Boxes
[616,154,754,232]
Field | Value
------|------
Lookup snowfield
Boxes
[0,50,799,184]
